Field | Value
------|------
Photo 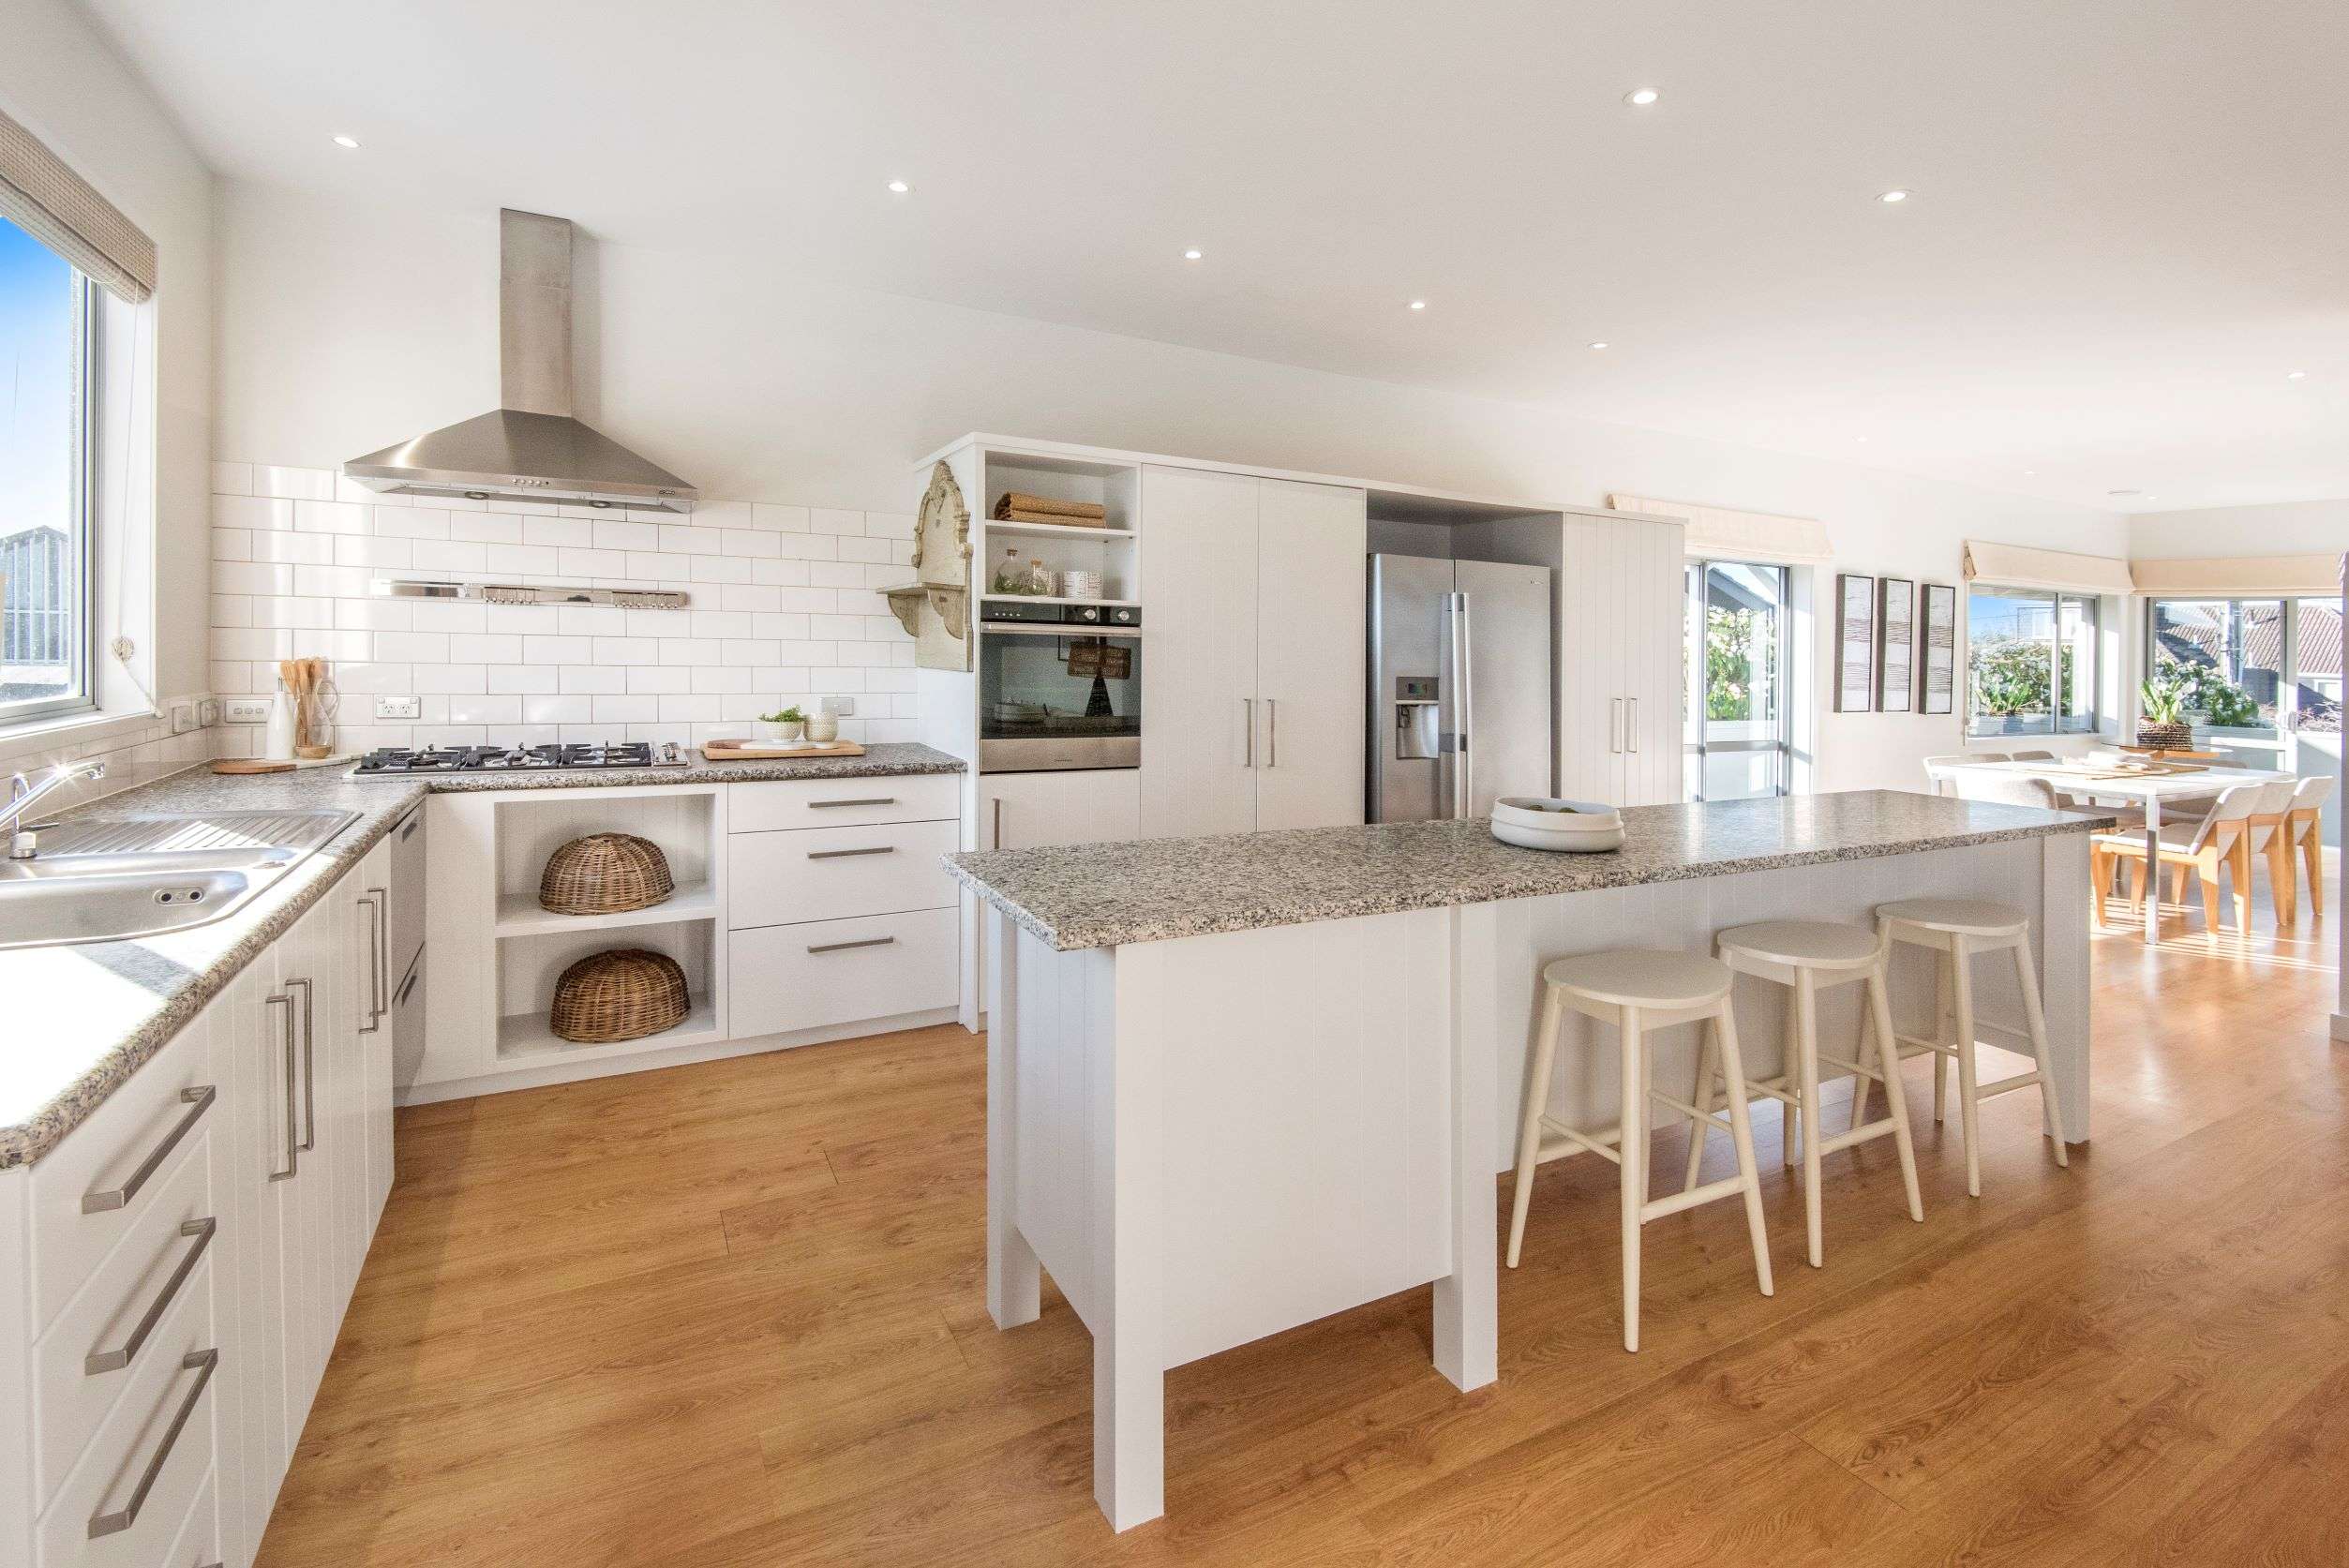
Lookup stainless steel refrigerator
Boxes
[1368,554,1554,822]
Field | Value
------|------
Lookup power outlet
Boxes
[375,695,423,720]
[170,701,200,734]
[223,697,270,724]
[199,698,220,727]
[822,696,855,716]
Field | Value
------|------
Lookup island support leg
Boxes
[1097,945,1166,1531]
[985,908,1040,1329]
[1434,903,1500,1391]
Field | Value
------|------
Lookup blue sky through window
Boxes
[1,213,75,543]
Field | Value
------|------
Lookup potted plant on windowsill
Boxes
[2136,676,2192,751]
[756,706,806,742]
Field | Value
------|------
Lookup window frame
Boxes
[0,244,101,730]
[2145,594,2338,738]
[1683,556,1794,800]
[1964,583,2100,739]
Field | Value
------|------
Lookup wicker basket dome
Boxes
[548,948,690,1044]
[540,833,674,916]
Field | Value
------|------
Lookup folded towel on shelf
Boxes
[994,491,1108,522]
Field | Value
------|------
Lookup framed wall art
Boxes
[1835,573,1876,712]
[1919,581,1958,715]
[1877,576,1915,712]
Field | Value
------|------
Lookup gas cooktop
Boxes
[350,742,687,775]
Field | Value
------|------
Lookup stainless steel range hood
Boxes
[343,210,698,514]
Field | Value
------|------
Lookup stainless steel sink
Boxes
[0,809,359,949]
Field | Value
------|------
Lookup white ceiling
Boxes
[82,0,2349,514]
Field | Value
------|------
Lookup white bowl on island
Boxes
[1489,797,1625,853]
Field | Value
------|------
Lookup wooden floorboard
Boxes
[258,869,2348,1566]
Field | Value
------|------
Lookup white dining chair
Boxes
[2286,776,2333,922]
[2090,782,2265,939]
[1921,754,1971,797]
[2242,778,2306,927]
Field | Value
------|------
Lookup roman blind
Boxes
[2128,553,2344,598]
[0,105,157,304]
[1961,541,2134,595]
[1608,494,1833,564]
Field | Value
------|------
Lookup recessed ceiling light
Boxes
[1588,341,1608,350]
[1409,299,1428,311]
[1183,247,1203,261]
[886,179,910,194]
[2024,470,2037,476]
[1624,88,1660,107]
[1878,188,1910,203]
[331,134,360,149]
[1855,436,1870,443]
[2287,369,2307,380]
[2107,488,2141,498]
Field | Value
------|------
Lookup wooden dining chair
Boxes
[2090,783,2263,940]
[2288,776,2332,920]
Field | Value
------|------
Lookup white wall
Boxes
[2128,500,2348,560]
[1,0,214,704]
[213,182,2128,791]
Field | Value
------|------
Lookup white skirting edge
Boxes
[2331,1012,2349,1044]
[394,1007,965,1105]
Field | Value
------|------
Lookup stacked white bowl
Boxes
[1489,797,1625,853]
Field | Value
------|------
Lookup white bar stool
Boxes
[1702,921,1923,1268]
[1507,948,1773,1353]
[1874,898,2069,1199]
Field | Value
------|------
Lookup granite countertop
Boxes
[0,742,964,1169]
[949,789,2117,952]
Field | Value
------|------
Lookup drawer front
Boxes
[38,1254,217,1568]
[31,1020,220,1337]
[729,907,958,1038]
[161,1467,218,1568]
[34,1130,215,1507]
[729,818,960,929]
[726,772,960,832]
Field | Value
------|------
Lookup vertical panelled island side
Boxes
[945,789,2109,1531]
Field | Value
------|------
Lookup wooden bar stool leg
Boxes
[1505,986,1565,1268]
[1863,966,1924,1222]
[1932,948,1952,1125]
[1794,968,1824,1268]
[2010,938,2069,1168]
[1680,1024,1718,1195]
[1950,933,1982,1199]
[1711,1003,1773,1299]
[1618,1006,1645,1353]
[1781,983,1800,1169]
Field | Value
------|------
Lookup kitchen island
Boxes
[946,789,2109,1531]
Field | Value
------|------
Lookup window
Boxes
[2147,596,2340,738]
[1967,585,2098,737]
[1683,559,1791,799]
[0,212,97,724]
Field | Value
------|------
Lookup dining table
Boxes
[1945,757,2295,943]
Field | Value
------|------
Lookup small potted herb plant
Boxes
[756,705,806,742]
[2136,676,2192,751]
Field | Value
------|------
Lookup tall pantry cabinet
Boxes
[1557,510,1687,807]
[1138,465,1367,839]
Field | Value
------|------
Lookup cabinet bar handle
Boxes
[355,893,382,1033]
[84,1217,217,1375]
[87,1348,217,1539]
[806,936,896,955]
[1266,699,1279,769]
[289,976,317,1153]
[1610,696,1623,754]
[268,994,297,1181]
[81,1084,216,1215]
[808,845,894,859]
[367,884,390,1023]
[1243,698,1255,768]
[399,808,422,840]
[396,965,420,1007]
[1627,697,1638,753]
[991,797,1003,848]
[808,797,894,809]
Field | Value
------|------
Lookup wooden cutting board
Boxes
[700,739,867,761]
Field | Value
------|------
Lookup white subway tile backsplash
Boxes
[294,500,371,535]
[210,466,924,754]
[254,465,335,500]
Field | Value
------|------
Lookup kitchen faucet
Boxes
[5,759,107,858]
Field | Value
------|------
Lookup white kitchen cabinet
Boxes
[981,769,1142,851]
[1139,466,1368,838]
[1558,512,1686,807]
